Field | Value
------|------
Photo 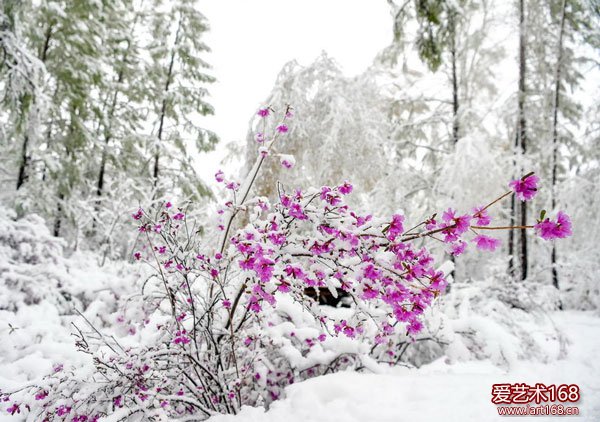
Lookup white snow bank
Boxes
[210,311,600,422]
[0,207,142,394]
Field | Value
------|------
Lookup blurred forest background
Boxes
[2,0,599,306]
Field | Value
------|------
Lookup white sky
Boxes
[196,0,392,186]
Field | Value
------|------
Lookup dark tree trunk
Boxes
[95,67,123,220]
[53,192,64,237]
[16,135,29,190]
[15,25,52,190]
[516,0,528,281]
[551,0,567,290]
[153,20,181,189]
[449,11,459,282]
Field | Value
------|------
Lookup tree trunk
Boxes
[517,0,528,281]
[15,24,52,190]
[449,11,459,282]
[16,135,29,189]
[53,192,64,237]
[551,0,567,290]
[153,19,182,189]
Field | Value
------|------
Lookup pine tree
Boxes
[0,0,45,194]
[146,0,217,201]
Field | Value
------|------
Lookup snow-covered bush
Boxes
[1,108,573,421]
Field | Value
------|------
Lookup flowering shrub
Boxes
[2,107,571,420]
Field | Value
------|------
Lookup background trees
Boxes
[242,0,599,300]
[0,0,216,257]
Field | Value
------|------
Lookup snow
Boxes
[210,311,600,422]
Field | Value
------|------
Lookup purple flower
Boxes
[535,211,572,240]
[472,206,491,226]
[173,330,191,345]
[257,108,270,117]
[6,403,20,415]
[386,214,405,241]
[473,235,501,251]
[56,405,71,416]
[450,240,467,256]
[132,208,143,220]
[277,124,288,133]
[280,157,295,169]
[215,170,225,183]
[338,181,353,195]
[35,390,48,401]
[289,203,308,220]
[509,174,539,201]
[442,208,471,234]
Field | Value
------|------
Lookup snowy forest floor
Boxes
[1,211,599,421]
[210,311,600,422]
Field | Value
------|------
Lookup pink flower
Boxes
[173,212,185,221]
[425,216,437,230]
[472,206,491,226]
[222,299,231,309]
[280,157,295,169]
[473,234,501,251]
[173,330,190,345]
[320,186,341,206]
[450,240,467,256]
[509,174,539,201]
[407,319,423,335]
[35,390,48,401]
[386,214,405,241]
[215,170,225,183]
[56,405,71,416]
[226,181,239,191]
[289,203,308,220]
[277,124,288,133]
[534,211,572,240]
[338,181,353,195]
[165,201,172,209]
[132,209,143,220]
[133,251,142,260]
[6,403,20,415]
[257,108,270,117]
[442,208,471,234]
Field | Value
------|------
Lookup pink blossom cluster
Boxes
[222,182,448,338]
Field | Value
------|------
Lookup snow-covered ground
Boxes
[210,311,600,422]
[1,209,598,421]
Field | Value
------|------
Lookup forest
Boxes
[0,0,599,420]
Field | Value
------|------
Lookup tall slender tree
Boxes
[146,0,217,200]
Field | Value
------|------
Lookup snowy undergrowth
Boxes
[431,277,567,368]
[0,204,579,420]
[0,206,143,397]
[210,311,600,422]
